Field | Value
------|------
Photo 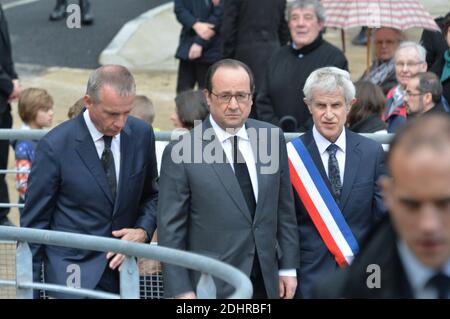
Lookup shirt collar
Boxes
[83,110,120,142]
[209,115,249,143]
[397,240,450,294]
[312,125,346,155]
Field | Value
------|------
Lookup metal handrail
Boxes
[0,128,394,144]
[0,226,253,299]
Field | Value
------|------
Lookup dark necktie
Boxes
[426,272,450,299]
[326,144,342,204]
[101,135,117,200]
[231,136,256,218]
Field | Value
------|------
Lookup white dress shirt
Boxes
[210,115,296,278]
[210,115,258,201]
[398,241,450,299]
[312,126,346,185]
[83,110,120,185]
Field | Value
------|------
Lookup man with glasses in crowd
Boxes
[405,72,448,116]
[158,59,299,299]
[383,42,427,133]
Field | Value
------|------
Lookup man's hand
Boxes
[279,276,297,299]
[192,22,215,40]
[188,43,203,60]
[9,79,22,101]
[107,228,147,270]
[176,291,196,299]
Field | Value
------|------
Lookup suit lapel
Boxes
[203,119,253,223]
[113,124,135,215]
[74,116,114,204]
[340,130,361,209]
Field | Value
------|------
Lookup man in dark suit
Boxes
[221,0,289,108]
[316,113,450,299]
[158,59,300,299]
[0,4,21,226]
[21,65,158,298]
[289,67,387,298]
[49,0,93,25]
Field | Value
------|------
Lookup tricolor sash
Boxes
[287,138,359,267]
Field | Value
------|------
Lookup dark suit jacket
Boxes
[21,114,159,298]
[315,216,414,299]
[0,5,17,114]
[221,0,288,91]
[294,129,387,298]
[157,117,300,298]
[174,0,223,63]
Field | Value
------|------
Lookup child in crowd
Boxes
[13,88,54,209]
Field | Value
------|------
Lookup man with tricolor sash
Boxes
[288,67,387,298]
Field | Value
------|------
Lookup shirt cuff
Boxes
[278,269,297,277]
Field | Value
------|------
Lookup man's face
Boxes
[395,47,427,88]
[306,88,352,143]
[374,28,400,62]
[288,7,323,49]
[205,66,252,130]
[381,147,450,269]
[85,85,134,136]
[404,77,425,114]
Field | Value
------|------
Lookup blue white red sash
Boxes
[287,138,359,267]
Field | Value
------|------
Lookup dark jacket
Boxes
[174,0,223,64]
[221,0,288,91]
[256,35,348,132]
[430,53,450,107]
[315,217,414,299]
[0,5,18,113]
[349,114,387,133]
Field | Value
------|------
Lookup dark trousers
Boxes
[176,60,211,93]
[0,109,12,220]
[96,266,120,294]
[250,250,267,299]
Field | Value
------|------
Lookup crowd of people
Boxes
[0,0,449,299]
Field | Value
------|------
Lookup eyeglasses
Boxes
[405,91,424,97]
[395,61,424,68]
[210,92,252,104]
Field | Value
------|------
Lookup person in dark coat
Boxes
[316,114,450,299]
[347,81,387,133]
[430,15,450,108]
[0,4,22,226]
[221,0,289,98]
[174,0,223,93]
[256,0,348,132]
[420,11,450,69]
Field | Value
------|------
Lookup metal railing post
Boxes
[119,256,140,299]
[15,242,33,299]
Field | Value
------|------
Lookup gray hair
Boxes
[86,65,136,103]
[303,67,355,105]
[394,41,427,63]
[288,0,326,23]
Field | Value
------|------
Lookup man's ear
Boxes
[347,98,357,113]
[423,92,432,107]
[304,98,313,114]
[203,89,211,110]
[84,95,92,110]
